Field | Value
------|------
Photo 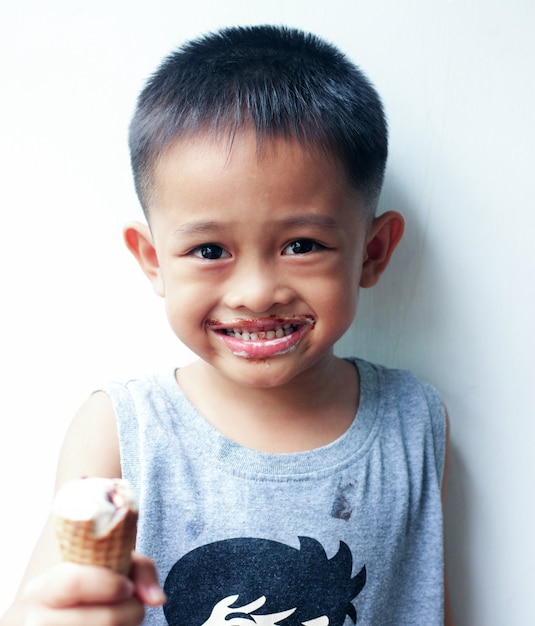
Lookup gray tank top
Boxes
[104,358,445,625]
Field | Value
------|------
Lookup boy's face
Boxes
[128,131,397,389]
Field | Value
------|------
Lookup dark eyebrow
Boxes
[172,221,228,237]
[277,214,339,230]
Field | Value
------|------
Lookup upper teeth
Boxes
[225,324,296,340]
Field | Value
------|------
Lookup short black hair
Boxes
[129,25,388,218]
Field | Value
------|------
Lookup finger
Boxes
[25,562,135,608]
[130,552,166,607]
[24,597,145,626]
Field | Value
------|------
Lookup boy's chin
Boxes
[205,350,331,391]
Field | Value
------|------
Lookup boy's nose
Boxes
[222,260,295,312]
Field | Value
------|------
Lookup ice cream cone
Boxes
[53,478,138,575]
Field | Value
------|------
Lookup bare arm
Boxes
[16,391,122,592]
[442,408,455,626]
[1,391,164,625]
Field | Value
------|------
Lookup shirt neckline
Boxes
[159,358,382,480]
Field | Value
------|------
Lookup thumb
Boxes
[130,552,166,607]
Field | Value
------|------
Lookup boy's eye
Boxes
[191,244,229,260]
[283,239,322,255]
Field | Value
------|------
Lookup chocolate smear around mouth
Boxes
[206,315,315,336]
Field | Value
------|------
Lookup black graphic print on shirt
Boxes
[163,536,366,626]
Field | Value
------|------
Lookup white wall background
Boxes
[0,1,533,624]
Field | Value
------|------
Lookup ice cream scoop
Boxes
[53,477,138,575]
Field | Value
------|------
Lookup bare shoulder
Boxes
[55,391,122,486]
[11,392,121,600]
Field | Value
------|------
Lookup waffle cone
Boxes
[54,507,138,575]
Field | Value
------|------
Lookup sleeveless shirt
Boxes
[104,358,446,626]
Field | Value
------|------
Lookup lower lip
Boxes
[215,325,310,359]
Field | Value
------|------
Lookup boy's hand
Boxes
[4,553,165,626]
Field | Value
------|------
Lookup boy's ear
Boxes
[359,211,405,288]
[123,221,165,297]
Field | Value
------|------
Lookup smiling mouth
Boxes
[208,316,314,359]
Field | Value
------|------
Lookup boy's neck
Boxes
[175,356,360,453]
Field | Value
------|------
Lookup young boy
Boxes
[2,25,452,625]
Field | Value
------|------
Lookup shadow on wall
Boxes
[444,441,473,626]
